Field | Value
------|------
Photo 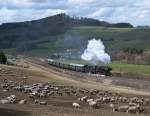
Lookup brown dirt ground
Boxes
[0,58,150,116]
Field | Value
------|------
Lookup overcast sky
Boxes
[0,0,150,26]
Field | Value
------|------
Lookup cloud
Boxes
[0,0,150,26]
[0,8,67,24]
[87,7,114,18]
[0,0,67,24]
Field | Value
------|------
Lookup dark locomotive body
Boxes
[48,59,112,76]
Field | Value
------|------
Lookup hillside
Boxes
[1,13,150,60]
[67,26,150,51]
[0,13,134,55]
[23,26,150,57]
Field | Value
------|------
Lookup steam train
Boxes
[48,59,112,76]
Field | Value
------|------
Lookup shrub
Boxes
[0,50,7,64]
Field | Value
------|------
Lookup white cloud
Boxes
[88,7,114,18]
[0,8,17,24]
[0,0,150,26]
[0,8,67,24]
[68,0,96,6]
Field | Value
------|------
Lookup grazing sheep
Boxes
[100,75,105,77]
[127,105,140,113]
[118,105,129,112]
[102,97,110,103]
[1,83,9,89]
[7,95,16,104]
[28,94,34,99]
[19,99,27,104]
[74,93,78,97]
[110,97,117,102]
[72,102,80,108]
[0,78,148,115]
[95,98,102,103]
[109,103,115,109]
[10,95,16,99]
[88,101,98,108]
[47,91,54,96]
[7,96,13,101]
[129,102,137,106]
[2,89,8,92]
[77,97,82,101]
[144,98,149,105]
[54,87,59,91]
[34,99,39,104]
[136,99,144,105]
[81,96,88,102]
[130,97,138,103]
[122,97,128,103]
[40,101,47,105]
[39,92,46,98]
[13,86,24,92]
[87,98,94,103]
[0,99,11,104]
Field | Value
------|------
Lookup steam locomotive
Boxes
[48,59,112,76]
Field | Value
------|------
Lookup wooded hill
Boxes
[0,13,133,53]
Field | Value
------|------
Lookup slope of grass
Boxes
[2,48,17,55]
[69,26,150,51]
[32,26,150,57]
[111,62,150,75]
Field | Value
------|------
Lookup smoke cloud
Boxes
[81,38,111,64]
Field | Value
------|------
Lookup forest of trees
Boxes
[112,49,150,65]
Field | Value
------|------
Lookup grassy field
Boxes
[70,26,150,51]
[111,62,150,75]
[3,48,17,55]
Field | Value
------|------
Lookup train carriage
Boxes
[47,59,112,76]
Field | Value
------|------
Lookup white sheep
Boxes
[95,98,102,103]
[7,95,16,103]
[109,103,115,109]
[19,99,27,104]
[40,101,47,105]
[0,99,11,104]
[126,104,140,113]
[127,106,139,113]
[100,74,105,77]
[86,98,94,103]
[88,101,98,108]
[81,96,88,102]
[10,95,16,99]
[129,102,137,106]
[72,102,80,108]
[118,105,129,112]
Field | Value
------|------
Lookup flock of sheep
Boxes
[0,78,150,114]
[74,93,149,113]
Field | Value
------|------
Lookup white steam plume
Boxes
[81,38,111,64]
